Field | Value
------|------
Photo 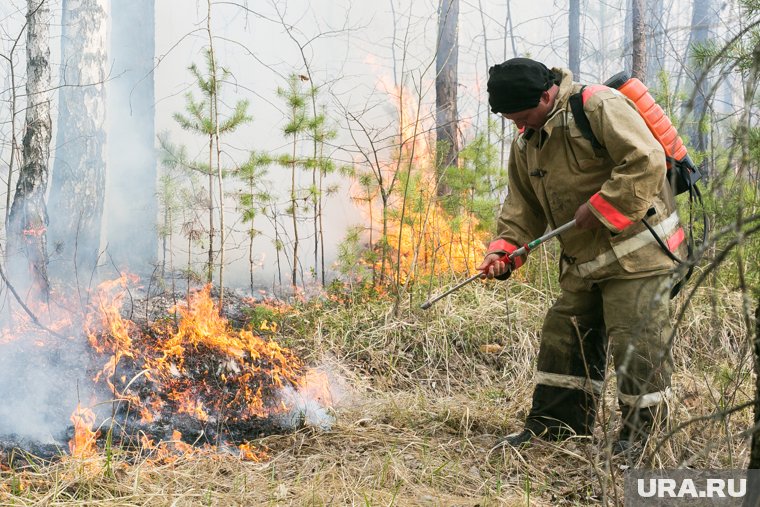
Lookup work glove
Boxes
[495,258,514,281]
[477,252,516,280]
[478,239,525,280]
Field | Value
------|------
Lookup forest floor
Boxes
[0,274,754,506]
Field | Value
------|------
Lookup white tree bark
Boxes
[568,0,581,78]
[47,0,109,283]
[7,0,53,298]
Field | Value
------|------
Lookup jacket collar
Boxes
[536,68,575,138]
[551,67,575,112]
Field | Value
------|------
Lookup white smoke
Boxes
[0,323,99,443]
[276,363,352,431]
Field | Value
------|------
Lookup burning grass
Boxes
[0,269,755,505]
[0,276,334,469]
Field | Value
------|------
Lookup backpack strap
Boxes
[569,85,606,151]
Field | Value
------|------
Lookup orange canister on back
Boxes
[604,72,688,167]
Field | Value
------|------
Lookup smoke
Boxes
[276,363,352,431]
[0,323,100,443]
[104,0,157,279]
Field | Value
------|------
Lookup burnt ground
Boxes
[0,284,303,467]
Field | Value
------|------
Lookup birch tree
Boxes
[47,0,108,286]
[7,0,52,299]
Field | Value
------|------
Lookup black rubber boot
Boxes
[613,403,667,457]
[492,429,535,450]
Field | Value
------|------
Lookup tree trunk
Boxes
[435,0,458,197]
[290,136,299,290]
[106,0,157,278]
[568,0,581,78]
[645,0,665,86]
[687,0,712,154]
[207,0,225,307]
[47,0,108,286]
[747,302,760,506]
[631,0,647,81]
[7,0,52,300]
[624,0,633,77]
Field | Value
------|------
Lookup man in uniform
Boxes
[479,58,685,453]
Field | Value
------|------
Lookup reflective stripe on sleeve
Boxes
[581,84,610,102]
[666,227,685,252]
[618,387,672,408]
[589,192,634,232]
[576,211,681,277]
[535,371,604,394]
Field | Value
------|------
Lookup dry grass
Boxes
[0,274,754,506]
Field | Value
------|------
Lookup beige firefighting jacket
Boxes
[489,68,686,291]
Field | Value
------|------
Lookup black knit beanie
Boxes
[487,58,556,114]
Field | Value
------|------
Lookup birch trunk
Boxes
[47,0,108,285]
[7,0,52,299]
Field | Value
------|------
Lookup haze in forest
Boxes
[2,0,574,291]
[0,0,745,444]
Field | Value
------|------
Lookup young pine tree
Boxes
[171,49,251,298]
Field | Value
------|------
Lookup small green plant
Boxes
[170,49,252,294]
[242,303,282,332]
[235,151,272,293]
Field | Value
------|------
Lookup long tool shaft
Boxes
[420,219,576,310]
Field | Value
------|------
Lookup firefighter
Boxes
[480,58,686,454]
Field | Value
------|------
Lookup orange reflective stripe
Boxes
[588,192,634,231]
[581,84,609,102]
[667,227,685,252]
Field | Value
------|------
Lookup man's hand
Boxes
[477,253,513,280]
[574,202,604,230]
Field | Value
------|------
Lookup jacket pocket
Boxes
[567,122,605,170]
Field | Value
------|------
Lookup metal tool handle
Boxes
[419,272,482,310]
[419,219,576,310]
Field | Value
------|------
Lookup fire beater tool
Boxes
[420,219,577,310]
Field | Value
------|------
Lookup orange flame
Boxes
[77,280,308,457]
[356,77,488,283]
[238,441,267,461]
[68,404,99,458]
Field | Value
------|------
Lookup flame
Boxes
[68,404,99,458]
[355,76,488,283]
[171,430,194,454]
[238,441,267,461]
[78,280,308,457]
[0,241,321,461]
[386,185,487,282]
[289,369,333,408]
